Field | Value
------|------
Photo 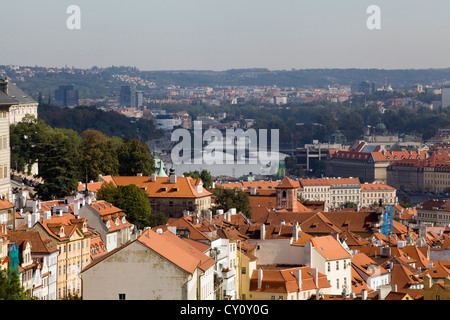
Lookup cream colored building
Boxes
[7,82,38,125]
[30,211,92,299]
[360,182,397,207]
[299,177,361,209]
[81,228,216,300]
[305,235,352,296]
[0,78,15,201]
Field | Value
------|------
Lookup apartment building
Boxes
[360,183,397,207]
[30,211,92,299]
[305,235,352,296]
[299,177,361,209]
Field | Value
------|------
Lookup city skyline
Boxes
[1,1,450,71]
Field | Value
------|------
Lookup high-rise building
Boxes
[135,90,143,108]
[54,85,79,107]
[119,85,134,107]
[441,85,450,109]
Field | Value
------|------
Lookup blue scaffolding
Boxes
[381,206,393,237]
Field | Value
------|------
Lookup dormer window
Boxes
[115,218,120,226]
[106,220,111,229]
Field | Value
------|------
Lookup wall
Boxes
[82,241,196,300]
[251,239,305,265]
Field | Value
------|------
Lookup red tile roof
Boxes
[111,176,212,198]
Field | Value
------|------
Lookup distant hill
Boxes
[38,104,163,143]
[3,66,450,101]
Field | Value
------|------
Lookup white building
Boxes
[299,177,361,210]
[81,228,215,300]
[442,85,450,109]
[0,78,15,200]
[351,252,390,292]
[77,200,133,252]
[304,235,352,296]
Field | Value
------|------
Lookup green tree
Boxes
[96,181,119,203]
[110,184,153,229]
[213,187,252,219]
[399,195,413,208]
[34,128,80,200]
[10,114,49,174]
[184,169,213,190]
[117,138,155,176]
[0,269,34,300]
[79,129,119,181]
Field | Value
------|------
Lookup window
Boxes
[242,267,246,274]
[336,261,339,270]
[119,293,126,300]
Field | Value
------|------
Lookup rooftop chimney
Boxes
[311,267,319,288]
[43,211,51,220]
[0,77,8,95]
[293,222,299,242]
[361,289,367,300]
[296,269,302,291]
[260,224,266,240]
[257,268,263,289]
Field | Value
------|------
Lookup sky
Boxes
[1,0,450,71]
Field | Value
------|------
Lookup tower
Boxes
[275,176,298,211]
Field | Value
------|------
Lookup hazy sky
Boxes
[2,0,450,70]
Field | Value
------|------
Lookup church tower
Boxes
[275,177,298,211]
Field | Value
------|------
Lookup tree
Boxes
[399,195,413,208]
[108,184,153,229]
[213,187,252,219]
[117,138,155,176]
[79,129,119,181]
[0,269,34,300]
[34,128,80,200]
[96,181,118,203]
[184,169,213,190]
[10,114,49,174]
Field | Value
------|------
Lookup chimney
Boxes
[296,269,302,291]
[250,187,257,196]
[31,212,40,227]
[151,173,157,182]
[257,268,263,289]
[26,214,32,228]
[0,77,8,95]
[260,224,266,240]
[156,228,163,235]
[32,200,39,213]
[169,173,177,184]
[224,210,231,222]
[311,267,319,288]
[74,200,80,217]
[43,211,51,220]
[293,222,299,242]
[361,289,367,300]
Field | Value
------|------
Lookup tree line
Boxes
[11,115,155,200]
